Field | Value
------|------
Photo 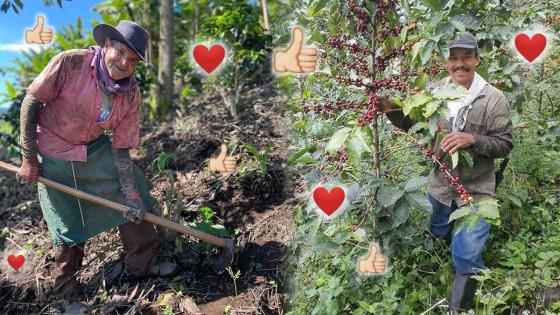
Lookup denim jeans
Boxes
[428,194,491,275]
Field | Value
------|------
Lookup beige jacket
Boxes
[387,78,513,207]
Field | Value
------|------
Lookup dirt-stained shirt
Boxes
[26,47,141,162]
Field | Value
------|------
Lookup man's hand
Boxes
[209,144,237,173]
[123,192,146,224]
[16,156,41,184]
[440,132,475,154]
[378,97,401,113]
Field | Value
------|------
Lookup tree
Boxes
[0,0,70,14]
[154,0,174,121]
[198,0,271,118]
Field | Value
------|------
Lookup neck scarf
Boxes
[445,72,487,132]
[94,46,132,95]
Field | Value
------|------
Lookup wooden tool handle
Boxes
[0,160,229,248]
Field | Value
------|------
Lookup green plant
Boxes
[197,0,272,118]
[163,305,173,315]
[0,0,71,14]
[188,207,230,265]
[152,151,176,172]
[226,266,241,296]
[277,0,559,314]
[237,143,272,177]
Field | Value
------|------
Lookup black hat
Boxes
[447,32,478,50]
[93,20,149,62]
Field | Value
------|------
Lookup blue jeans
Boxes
[428,194,491,275]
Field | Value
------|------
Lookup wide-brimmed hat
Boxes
[93,20,149,62]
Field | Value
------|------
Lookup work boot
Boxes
[52,243,85,299]
[118,221,161,276]
[149,260,179,277]
[449,273,477,313]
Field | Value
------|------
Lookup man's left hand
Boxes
[440,132,475,154]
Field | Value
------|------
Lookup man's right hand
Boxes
[378,97,402,113]
[123,192,146,224]
[16,156,41,184]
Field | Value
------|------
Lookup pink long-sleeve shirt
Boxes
[26,47,141,162]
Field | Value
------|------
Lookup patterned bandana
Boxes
[94,46,132,95]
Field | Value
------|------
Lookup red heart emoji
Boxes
[7,255,25,271]
[193,44,226,73]
[515,33,546,62]
[313,187,345,216]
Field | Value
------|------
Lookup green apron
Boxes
[37,134,157,246]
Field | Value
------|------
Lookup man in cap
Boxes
[16,20,177,298]
[379,32,513,311]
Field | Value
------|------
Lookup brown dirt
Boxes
[0,78,294,314]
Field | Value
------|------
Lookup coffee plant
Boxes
[275,0,560,313]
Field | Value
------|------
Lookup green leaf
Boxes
[199,207,215,222]
[449,15,480,31]
[245,143,259,156]
[286,104,304,112]
[378,185,405,208]
[429,115,438,137]
[477,199,499,220]
[347,136,365,167]
[408,122,429,134]
[326,127,351,154]
[349,127,372,154]
[432,84,467,100]
[438,42,450,59]
[404,192,432,213]
[393,199,411,227]
[451,151,459,169]
[503,62,520,75]
[424,0,443,11]
[459,149,474,168]
[414,73,429,89]
[308,0,329,16]
[404,176,428,192]
[403,92,432,116]
[288,143,317,165]
[411,40,423,62]
[351,228,366,242]
[437,106,451,121]
[423,100,442,118]
[4,81,17,99]
[420,40,436,65]
[448,206,473,222]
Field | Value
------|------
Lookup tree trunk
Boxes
[193,0,199,35]
[260,0,270,33]
[143,0,153,64]
[156,0,174,120]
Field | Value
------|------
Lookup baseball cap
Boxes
[446,32,478,50]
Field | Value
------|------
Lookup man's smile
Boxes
[453,67,470,73]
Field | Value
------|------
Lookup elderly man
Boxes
[16,21,176,298]
[380,32,513,311]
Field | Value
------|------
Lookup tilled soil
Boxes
[0,78,293,314]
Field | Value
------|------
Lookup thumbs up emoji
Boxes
[209,144,237,173]
[358,243,387,274]
[25,16,53,45]
[273,27,318,73]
